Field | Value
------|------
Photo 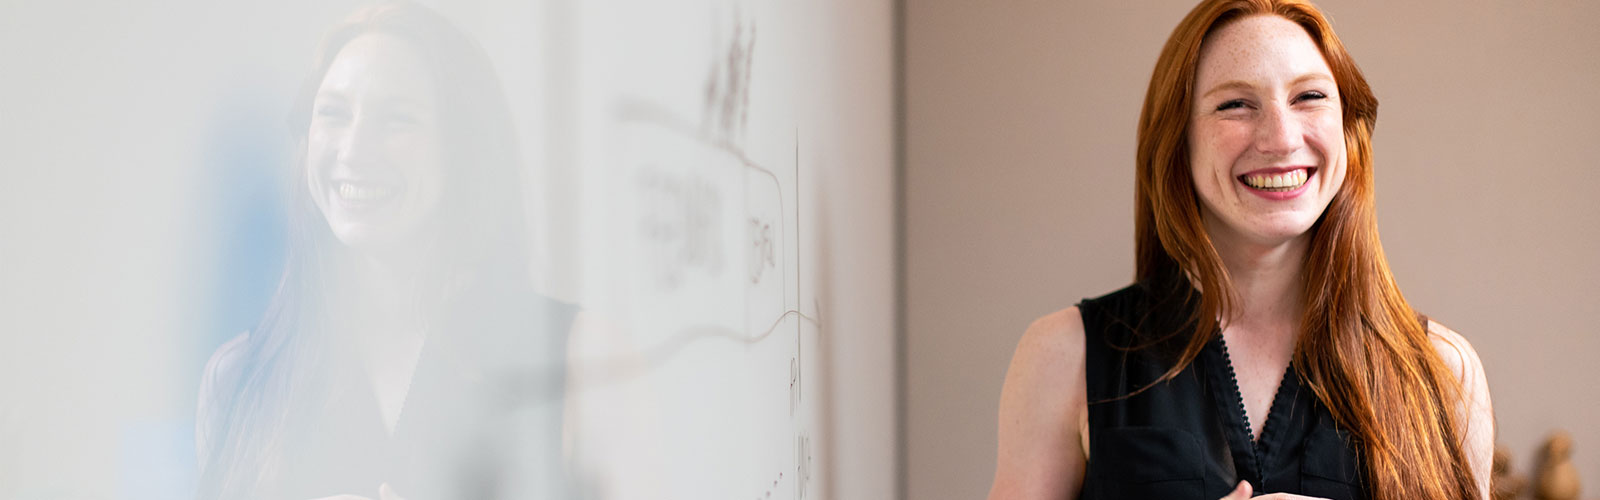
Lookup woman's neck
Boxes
[347,253,430,436]
[341,246,433,342]
[1209,229,1310,336]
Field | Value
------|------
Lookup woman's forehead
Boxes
[318,33,437,107]
[1195,15,1332,88]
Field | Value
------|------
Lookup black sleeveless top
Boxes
[1077,282,1368,500]
[199,289,581,500]
[271,292,579,500]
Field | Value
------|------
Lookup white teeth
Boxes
[336,182,396,202]
[1243,169,1308,191]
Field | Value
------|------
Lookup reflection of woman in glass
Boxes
[988,1,1491,500]
[196,3,576,499]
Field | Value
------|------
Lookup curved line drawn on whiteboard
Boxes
[587,4,829,497]
[569,308,819,390]
[616,100,787,192]
[616,99,787,293]
[615,99,789,348]
[474,298,817,411]
[468,301,809,409]
[608,108,814,500]
[627,0,762,293]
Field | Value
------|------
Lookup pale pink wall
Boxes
[905,1,1600,499]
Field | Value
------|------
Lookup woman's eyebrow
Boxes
[1291,72,1336,87]
[314,90,349,103]
[1201,80,1255,99]
[1201,72,1336,99]
[312,92,431,112]
[376,95,430,109]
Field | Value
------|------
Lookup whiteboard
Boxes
[561,1,829,499]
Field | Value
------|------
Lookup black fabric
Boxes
[1077,282,1368,500]
[269,292,580,500]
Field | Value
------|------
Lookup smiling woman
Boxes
[986,1,1493,500]
[306,32,445,254]
[1188,16,1345,246]
[194,3,579,499]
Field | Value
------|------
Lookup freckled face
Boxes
[1188,15,1345,248]
[306,33,443,253]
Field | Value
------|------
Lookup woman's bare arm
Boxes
[1427,320,1495,500]
[987,307,1088,500]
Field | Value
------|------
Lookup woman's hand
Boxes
[1219,481,1330,500]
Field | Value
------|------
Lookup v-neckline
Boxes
[361,334,431,439]
[1211,332,1297,479]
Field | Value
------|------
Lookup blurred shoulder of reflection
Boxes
[194,287,583,500]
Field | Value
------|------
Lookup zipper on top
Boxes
[1213,333,1294,488]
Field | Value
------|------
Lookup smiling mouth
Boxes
[1239,168,1315,192]
[336,181,400,204]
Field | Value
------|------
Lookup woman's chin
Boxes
[327,220,410,255]
[1205,209,1321,249]
[1241,220,1319,247]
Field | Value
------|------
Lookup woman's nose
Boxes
[336,116,384,169]
[1253,104,1305,156]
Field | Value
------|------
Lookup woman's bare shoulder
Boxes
[1017,306,1086,363]
[201,333,250,394]
[1421,317,1494,495]
[1001,306,1087,412]
[1423,318,1485,386]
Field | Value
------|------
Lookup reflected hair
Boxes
[1132,1,1478,499]
[196,2,529,498]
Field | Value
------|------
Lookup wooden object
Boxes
[1494,444,1527,500]
[1533,431,1581,500]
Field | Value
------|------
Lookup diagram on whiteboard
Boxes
[566,1,829,499]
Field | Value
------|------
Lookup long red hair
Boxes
[195,3,532,498]
[1133,1,1478,499]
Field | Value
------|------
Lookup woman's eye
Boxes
[383,113,420,129]
[1295,91,1327,103]
[313,105,350,121]
[1216,99,1247,111]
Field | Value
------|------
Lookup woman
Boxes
[987,1,1493,499]
[195,3,577,499]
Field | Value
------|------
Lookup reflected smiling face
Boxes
[307,33,443,254]
[1188,15,1345,248]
